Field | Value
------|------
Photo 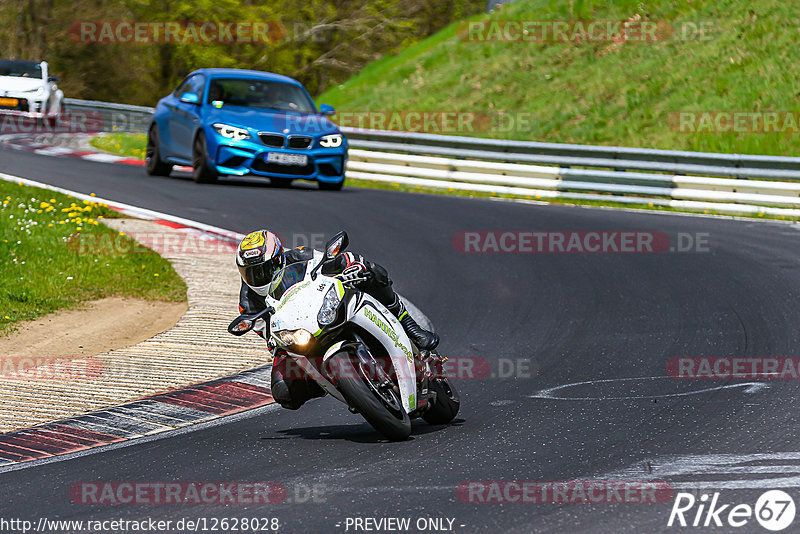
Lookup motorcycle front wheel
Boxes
[327,350,411,441]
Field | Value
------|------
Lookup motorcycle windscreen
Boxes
[269,262,308,300]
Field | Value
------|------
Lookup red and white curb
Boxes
[0,172,245,242]
[0,366,273,466]
[1,133,191,170]
[0,172,274,466]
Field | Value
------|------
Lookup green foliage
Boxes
[319,0,800,156]
[0,0,483,104]
[90,132,146,158]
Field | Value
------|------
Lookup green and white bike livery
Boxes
[228,231,459,441]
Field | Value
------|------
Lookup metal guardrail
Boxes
[341,128,800,216]
[64,98,154,133]
[62,99,800,216]
[342,128,800,181]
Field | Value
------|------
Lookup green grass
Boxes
[0,180,186,336]
[90,132,147,159]
[318,0,800,156]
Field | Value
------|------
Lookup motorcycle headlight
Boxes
[317,285,341,326]
[275,328,313,348]
[319,134,343,148]
[213,123,251,141]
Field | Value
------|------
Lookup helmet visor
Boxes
[238,253,284,288]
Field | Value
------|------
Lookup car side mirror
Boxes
[180,92,200,105]
[48,75,58,83]
[319,103,335,116]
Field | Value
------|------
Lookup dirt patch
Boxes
[0,297,187,361]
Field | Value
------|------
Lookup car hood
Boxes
[204,106,339,136]
[0,76,44,93]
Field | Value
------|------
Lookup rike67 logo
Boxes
[668,490,796,531]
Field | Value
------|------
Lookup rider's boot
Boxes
[386,294,439,351]
[364,260,439,351]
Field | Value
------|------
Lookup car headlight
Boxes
[319,134,343,148]
[275,329,313,348]
[213,123,251,141]
[317,286,341,326]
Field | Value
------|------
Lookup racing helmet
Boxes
[236,230,285,295]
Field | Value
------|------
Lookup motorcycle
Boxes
[228,231,459,441]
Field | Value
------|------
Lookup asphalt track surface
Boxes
[3,145,800,533]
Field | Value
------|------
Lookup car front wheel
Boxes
[192,131,218,184]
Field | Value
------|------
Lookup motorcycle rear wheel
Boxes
[422,378,460,425]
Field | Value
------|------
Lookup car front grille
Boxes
[258,133,285,148]
[252,158,315,176]
[287,136,312,149]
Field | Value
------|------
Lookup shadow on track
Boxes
[263,419,465,444]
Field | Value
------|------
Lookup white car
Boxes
[0,59,64,123]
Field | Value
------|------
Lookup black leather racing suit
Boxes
[238,247,396,318]
[238,247,414,410]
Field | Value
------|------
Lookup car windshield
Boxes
[207,78,315,112]
[268,262,309,300]
[0,60,42,78]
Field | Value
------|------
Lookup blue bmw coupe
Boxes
[146,68,347,190]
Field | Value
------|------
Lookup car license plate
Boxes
[0,97,19,108]
[266,152,307,166]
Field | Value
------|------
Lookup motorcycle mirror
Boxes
[325,231,349,259]
[228,317,254,336]
[227,307,274,336]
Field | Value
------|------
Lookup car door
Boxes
[170,74,205,160]
[160,76,193,158]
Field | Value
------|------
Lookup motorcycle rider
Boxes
[235,229,438,409]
